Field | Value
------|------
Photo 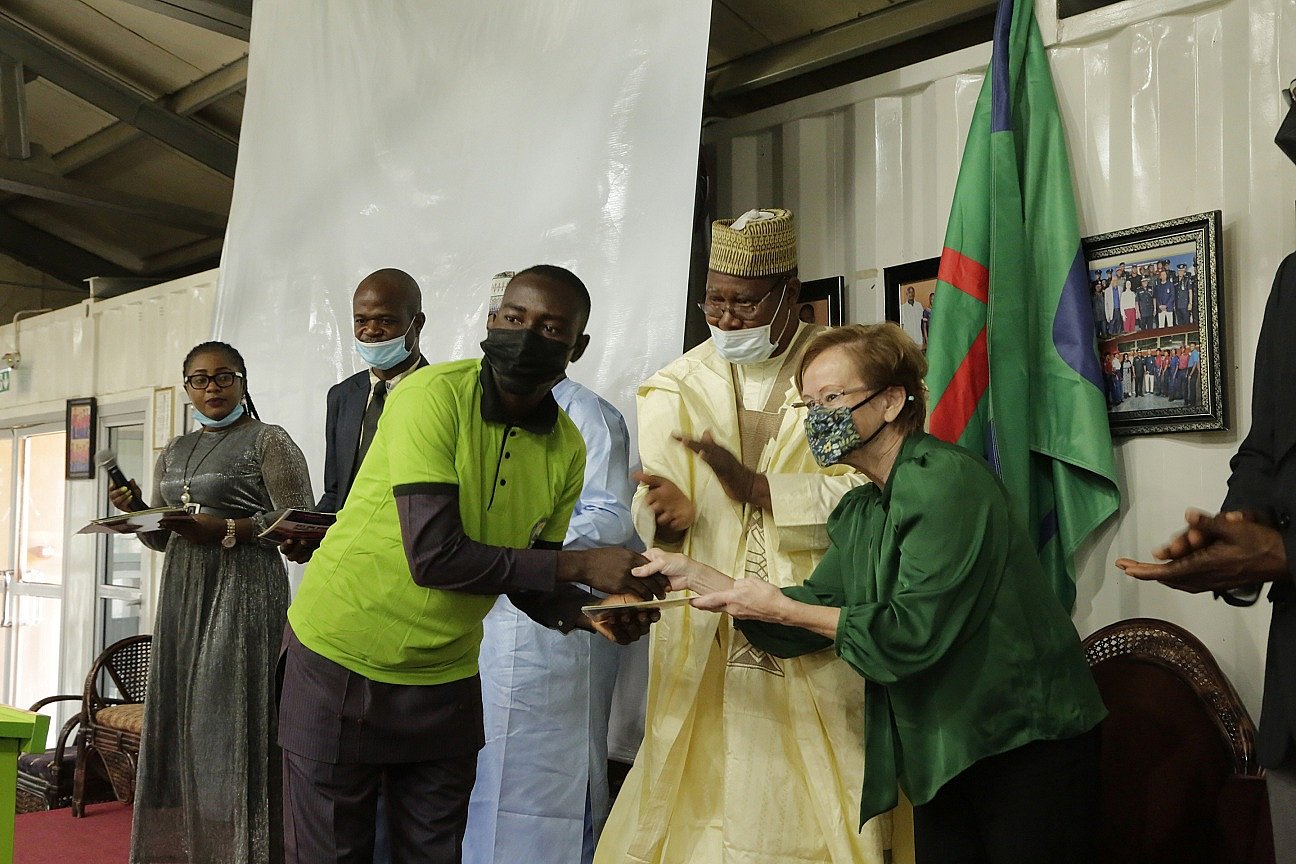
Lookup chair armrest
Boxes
[27,694,81,713]
[52,712,84,763]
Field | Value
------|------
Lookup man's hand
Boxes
[691,577,790,623]
[558,546,666,600]
[633,471,696,544]
[580,597,662,645]
[631,547,735,595]
[1115,508,1289,594]
[673,431,771,510]
[279,538,320,564]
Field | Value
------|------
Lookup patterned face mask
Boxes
[802,390,882,467]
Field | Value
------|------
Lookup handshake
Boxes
[561,546,776,643]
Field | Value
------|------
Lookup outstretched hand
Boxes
[1115,508,1289,594]
[690,577,789,623]
[631,548,736,595]
[673,431,770,510]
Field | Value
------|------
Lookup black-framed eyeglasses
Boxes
[184,372,243,390]
[792,386,874,411]
[697,276,789,322]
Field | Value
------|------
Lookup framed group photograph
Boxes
[884,256,940,352]
[66,396,96,480]
[797,276,845,326]
[1083,210,1225,436]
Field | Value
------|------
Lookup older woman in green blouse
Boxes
[635,323,1105,864]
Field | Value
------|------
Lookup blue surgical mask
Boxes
[191,402,245,429]
[354,320,415,371]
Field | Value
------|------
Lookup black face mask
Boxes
[480,328,573,394]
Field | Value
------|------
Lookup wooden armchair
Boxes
[14,695,112,813]
[1083,618,1274,864]
[73,634,151,817]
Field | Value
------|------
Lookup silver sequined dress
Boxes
[130,420,313,864]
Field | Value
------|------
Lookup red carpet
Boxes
[13,803,132,864]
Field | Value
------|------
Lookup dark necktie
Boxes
[356,380,388,471]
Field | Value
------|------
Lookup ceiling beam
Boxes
[139,236,223,274]
[0,56,29,159]
[54,56,246,174]
[111,0,251,41]
[0,210,131,283]
[0,13,238,176]
[707,0,997,99]
[0,157,226,234]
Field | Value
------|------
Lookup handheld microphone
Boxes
[95,449,146,511]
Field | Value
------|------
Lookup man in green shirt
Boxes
[279,266,663,864]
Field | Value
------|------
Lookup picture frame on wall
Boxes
[152,386,174,450]
[796,276,845,326]
[66,397,97,480]
[1083,209,1226,436]
[883,256,940,353]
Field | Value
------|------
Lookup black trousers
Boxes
[282,749,478,864]
[912,728,1101,864]
[278,628,485,864]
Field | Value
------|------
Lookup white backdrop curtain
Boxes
[214,0,710,489]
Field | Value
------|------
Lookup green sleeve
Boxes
[834,462,997,685]
[737,543,847,658]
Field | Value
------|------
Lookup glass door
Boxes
[97,420,146,656]
[0,425,66,724]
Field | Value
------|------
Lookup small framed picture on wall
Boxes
[66,397,97,480]
[796,276,845,326]
[884,256,941,353]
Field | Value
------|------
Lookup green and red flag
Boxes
[924,0,1119,610]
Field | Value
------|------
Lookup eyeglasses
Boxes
[697,276,789,322]
[793,386,873,411]
[184,372,243,390]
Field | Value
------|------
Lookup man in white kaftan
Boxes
[596,209,898,864]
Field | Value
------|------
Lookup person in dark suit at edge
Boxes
[1117,250,1296,864]
[280,266,427,864]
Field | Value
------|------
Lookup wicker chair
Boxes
[72,634,151,817]
[1083,618,1274,864]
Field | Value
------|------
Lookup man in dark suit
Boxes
[322,268,427,511]
[1117,251,1296,862]
[280,267,427,864]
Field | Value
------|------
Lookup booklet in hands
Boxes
[78,507,193,535]
[257,509,335,543]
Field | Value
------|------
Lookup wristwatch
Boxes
[222,519,237,549]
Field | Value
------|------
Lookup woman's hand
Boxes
[108,480,145,513]
[632,548,735,595]
[691,577,791,623]
[159,512,223,545]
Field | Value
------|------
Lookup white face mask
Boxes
[708,285,790,365]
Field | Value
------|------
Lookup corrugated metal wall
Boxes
[704,0,1296,716]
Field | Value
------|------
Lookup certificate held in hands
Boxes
[582,594,693,618]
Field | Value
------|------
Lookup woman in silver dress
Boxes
[109,341,314,864]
